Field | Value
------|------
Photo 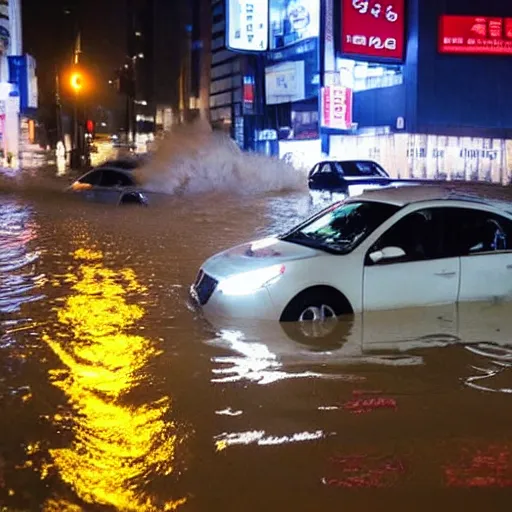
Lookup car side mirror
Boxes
[369,246,406,264]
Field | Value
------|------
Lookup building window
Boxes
[211,60,240,80]
[338,59,404,92]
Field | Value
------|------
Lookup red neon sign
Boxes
[439,15,512,55]
[341,0,405,61]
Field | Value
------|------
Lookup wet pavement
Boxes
[1,157,512,511]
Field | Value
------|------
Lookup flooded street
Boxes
[2,159,512,511]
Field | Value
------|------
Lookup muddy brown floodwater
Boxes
[1,163,512,512]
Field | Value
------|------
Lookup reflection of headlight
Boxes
[218,265,285,296]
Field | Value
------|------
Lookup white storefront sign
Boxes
[227,0,268,52]
[265,60,305,104]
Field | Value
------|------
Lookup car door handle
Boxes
[507,264,512,269]
[435,271,457,277]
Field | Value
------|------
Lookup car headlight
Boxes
[218,264,285,296]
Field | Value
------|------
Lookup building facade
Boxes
[124,0,184,140]
[197,0,512,182]
[0,0,38,168]
[188,0,269,148]
[324,0,512,183]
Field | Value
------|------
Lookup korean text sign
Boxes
[227,0,269,52]
[321,86,353,130]
[341,0,405,61]
[439,16,512,55]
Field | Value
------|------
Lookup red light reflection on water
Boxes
[323,454,405,488]
[342,390,397,414]
[445,445,512,488]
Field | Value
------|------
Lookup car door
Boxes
[446,207,512,303]
[363,207,460,311]
[74,170,103,201]
[96,169,136,204]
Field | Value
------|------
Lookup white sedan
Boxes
[191,184,512,322]
[68,166,149,205]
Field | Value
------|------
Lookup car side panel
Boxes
[363,257,461,311]
[458,252,512,303]
[266,252,365,316]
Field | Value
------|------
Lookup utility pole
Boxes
[198,0,211,122]
[55,67,62,143]
[70,30,83,168]
[126,0,136,144]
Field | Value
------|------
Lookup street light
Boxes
[70,72,84,92]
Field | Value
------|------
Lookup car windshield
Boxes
[282,201,400,254]
[336,161,388,177]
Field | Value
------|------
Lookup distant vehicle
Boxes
[67,167,149,206]
[307,159,447,201]
[191,183,512,322]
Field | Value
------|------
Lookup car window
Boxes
[282,201,400,255]
[369,208,447,263]
[100,170,135,187]
[309,164,320,178]
[319,163,333,174]
[374,163,389,177]
[104,160,139,170]
[444,208,512,256]
[78,170,102,185]
[340,161,387,177]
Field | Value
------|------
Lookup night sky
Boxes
[22,0,127,108]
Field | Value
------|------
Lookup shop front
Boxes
[323,0,512,183]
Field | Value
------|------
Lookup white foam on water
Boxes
[134,120,309,195]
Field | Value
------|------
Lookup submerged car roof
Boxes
[96,159,141,170]
[351,182,512,212]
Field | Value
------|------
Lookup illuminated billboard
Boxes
[265,60,306,104]
[321,86,353,130]
[439,16,512,55]
[340,0,405,61]
[8,54,38,111]
[226,0,269,52]
[269,0,320,50]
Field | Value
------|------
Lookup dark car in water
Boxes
[308,160,389,194]
[307,159,430,201]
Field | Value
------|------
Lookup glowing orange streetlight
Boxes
[70,72,84,93]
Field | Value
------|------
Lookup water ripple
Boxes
[464,343,512,394]
[0,199,44,318]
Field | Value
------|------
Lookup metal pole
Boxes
[55,67,62,143]
[73,93,78,150]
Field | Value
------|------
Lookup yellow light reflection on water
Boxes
[41,248,186,511]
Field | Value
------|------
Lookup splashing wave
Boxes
[135,120,308,195]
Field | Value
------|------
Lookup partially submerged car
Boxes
[191,183,512,322]
[68,166,149,206]
[308,160,389,196]
[307,159,432,201]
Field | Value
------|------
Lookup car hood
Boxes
[201,237,319,279]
